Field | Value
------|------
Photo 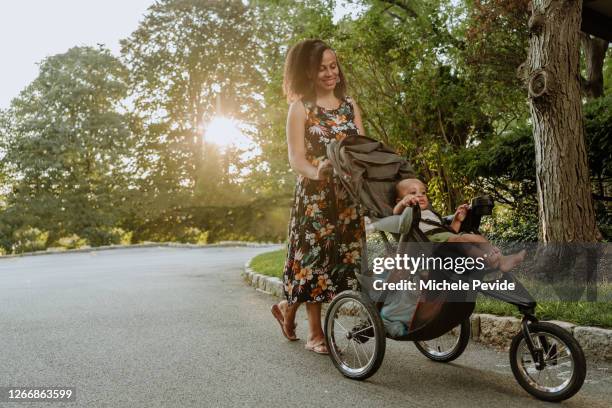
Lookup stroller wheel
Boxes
[510,322,586,402]
[324,291,386,380]
[414,318,470,362]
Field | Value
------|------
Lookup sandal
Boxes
[271,304,299,341]
[305,340,329,355]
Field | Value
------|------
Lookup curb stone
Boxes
[573,326,612,361]
[242,257,612,362]
[242,260,284,298]
[0,241,277,259]
[478,314,522,350]
[469,315,480,340]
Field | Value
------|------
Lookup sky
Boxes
[0,1,362,110]
[0,0,153,109]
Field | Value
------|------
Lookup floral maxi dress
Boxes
[283,96,365,305]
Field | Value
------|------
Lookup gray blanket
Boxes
[326,135,415,218]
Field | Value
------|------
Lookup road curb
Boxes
[0,241,276,259]
[242,258,612,362]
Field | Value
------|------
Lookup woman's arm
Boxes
[286,101,329,180]
[349,99,366,135]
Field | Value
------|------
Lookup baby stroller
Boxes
[324,135,586,402]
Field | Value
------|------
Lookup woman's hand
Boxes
[314,159,333,180]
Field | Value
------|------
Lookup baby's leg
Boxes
[496,250,526,272]
[447,233,525,272]
[447,233,488,244]
[447,234,498,264]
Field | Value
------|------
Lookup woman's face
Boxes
[315,49,339,93]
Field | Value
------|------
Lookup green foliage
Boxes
[584,95,612,240]
[324,1,492,212]
[12,227,49,254]
[0,0,609,253]
[54,234,88,250]
[120,0,265,211]
[0,46,134,252]
[179,227,209,244]
[246,0,337,197]
[450,95,612,240]
[475,296,612,328]
[584,94,612,180]
[461,0,530,124]
[82,227,129,247]
[451,124,537,212]
[603,47,612,95]
[190,201,289,243]
[480,205,539,245]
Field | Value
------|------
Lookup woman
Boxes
[271,39,366,354]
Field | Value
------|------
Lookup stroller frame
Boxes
[323,136,587,402]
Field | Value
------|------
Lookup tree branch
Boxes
[380,0,418,18]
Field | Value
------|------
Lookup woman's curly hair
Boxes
[283,39,347,103]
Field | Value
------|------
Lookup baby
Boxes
[393,178,525,273]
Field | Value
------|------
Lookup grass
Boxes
[475,296,612,328]
[249,249,285,279]
[250,248,612,328]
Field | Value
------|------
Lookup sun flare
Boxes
[204,116,252,150]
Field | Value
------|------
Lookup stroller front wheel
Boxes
[509,321,586,402]
[324,291,386,380]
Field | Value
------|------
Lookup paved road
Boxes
[0,246,610,407]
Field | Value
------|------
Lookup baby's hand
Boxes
[454,204,469,222]
[400,196,419,207]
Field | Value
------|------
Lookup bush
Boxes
[54,234,88,249]
[584,95,612,241]
[584,94,612,181]
[12,227,49,254]
[480,205,539,245]
[81,226,128,247]
[116,228,133,245]
[178,227,209,244]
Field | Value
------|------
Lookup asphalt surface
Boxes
[0,245,610,407]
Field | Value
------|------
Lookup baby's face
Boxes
[397,180,429,210]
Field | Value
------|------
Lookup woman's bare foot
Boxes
[280,301,298,337]
[498,249,527,273]
[271,300,299,341]
[305,335,328,354]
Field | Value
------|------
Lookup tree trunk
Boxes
[526,0,598,242]
[580,33,609,99]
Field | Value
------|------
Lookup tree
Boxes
[120,0,264,216]
[245,0,337,198]
[581,33,609,99]
[525,0,598,242]
[0,46,133,249]
[463,0,531,127]
[331,0,493,211]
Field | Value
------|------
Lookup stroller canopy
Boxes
[327,135,415,218]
